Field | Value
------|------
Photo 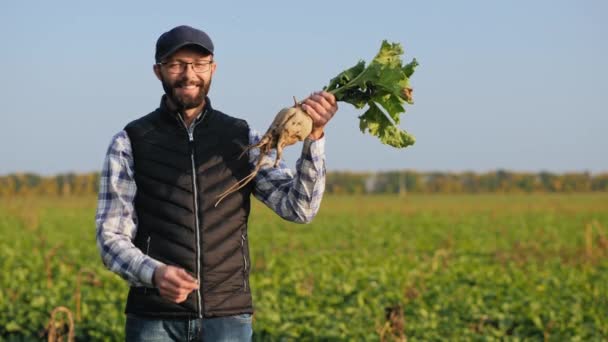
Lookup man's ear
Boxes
[153,64,162,81]
[210,61,217,76]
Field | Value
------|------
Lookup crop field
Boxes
[1,193,607,341]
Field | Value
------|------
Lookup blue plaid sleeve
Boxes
[249,129,326,223]
[95,130,164,287]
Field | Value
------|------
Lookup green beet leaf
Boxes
[324,40,418,148]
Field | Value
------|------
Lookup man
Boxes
[95,25,337,341]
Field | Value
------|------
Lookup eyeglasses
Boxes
[159,60,214,74]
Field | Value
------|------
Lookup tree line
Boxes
[0,170,607,197]
[326,170,608,194]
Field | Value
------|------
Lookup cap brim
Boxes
[157,42,213,62]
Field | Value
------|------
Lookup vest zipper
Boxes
[189,132,203,318]
[177,113,204,319]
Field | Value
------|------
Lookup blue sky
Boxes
[0,0,606,174]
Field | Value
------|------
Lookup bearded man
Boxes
[95,25,337,341]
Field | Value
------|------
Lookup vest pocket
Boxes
[241,232,249,291]
[145,235,151,255]
[144,235,151,294]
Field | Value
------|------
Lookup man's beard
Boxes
[161,75,211,111]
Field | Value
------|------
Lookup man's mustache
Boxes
[174,79,204,88]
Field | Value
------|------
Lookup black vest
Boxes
[124,97,254,318]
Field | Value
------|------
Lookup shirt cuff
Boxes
[140,257,165,288]
[303,136,326,174]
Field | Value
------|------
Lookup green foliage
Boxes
[325,170,608,194]
[325,41,418,148]
[0,198,126,341]
[2,171,608,197]
[1,194,608,340]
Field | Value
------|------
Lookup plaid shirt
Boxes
[95,127,326,287]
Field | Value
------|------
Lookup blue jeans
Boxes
[125,313,253,341]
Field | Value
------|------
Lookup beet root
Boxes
[215,98,313,206]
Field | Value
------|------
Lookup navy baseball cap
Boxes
[155,25,214,63]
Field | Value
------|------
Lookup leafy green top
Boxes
[324,41,418,148]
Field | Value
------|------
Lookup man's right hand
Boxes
[153,265,199,303]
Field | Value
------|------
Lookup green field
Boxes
[1,194,607,341]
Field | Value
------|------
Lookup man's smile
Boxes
[176,84,200,95]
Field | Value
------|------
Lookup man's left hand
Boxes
[301,91,338,140]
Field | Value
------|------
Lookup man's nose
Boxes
[183,63,197,77]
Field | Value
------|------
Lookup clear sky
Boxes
[0,0,606,175]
